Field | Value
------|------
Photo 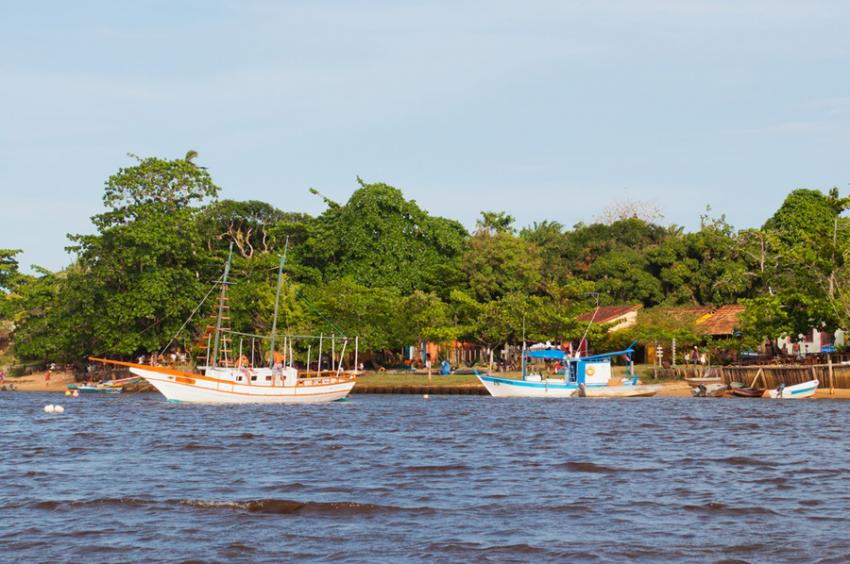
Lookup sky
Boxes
[1,1,849,272]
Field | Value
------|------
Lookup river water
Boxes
[1,392,849,562]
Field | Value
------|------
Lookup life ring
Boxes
[586,366,596,377]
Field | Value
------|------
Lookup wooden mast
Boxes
[268,237,289,368]
[211,242,234,368]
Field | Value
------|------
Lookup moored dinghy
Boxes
[767,379,819,399]
[691,383,729,397]
[683,375,722,387]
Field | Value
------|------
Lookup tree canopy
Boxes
[6,154,850,364]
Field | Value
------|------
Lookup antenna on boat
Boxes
[268,236,290,368]
[577,293,600,358]
[211,242,234,367]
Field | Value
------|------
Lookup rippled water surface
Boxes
[2,392,850,562]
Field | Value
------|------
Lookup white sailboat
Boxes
[92,242,357,404]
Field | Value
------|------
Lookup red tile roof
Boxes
[576,305,641,324]
[697,304,745,336]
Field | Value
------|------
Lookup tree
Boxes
[200,200,293,258]
[461,231,543,302]
[301,277,402,358]
[0,249,23,321]
[50,152,221,358]
[396,291,458,344]
[303,179,468,293]
[597,198,664,225]
[476,211,515,234]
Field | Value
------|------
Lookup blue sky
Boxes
[2,1,849,271]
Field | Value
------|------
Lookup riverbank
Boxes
[3,370,76,392]
[7,368,850,399]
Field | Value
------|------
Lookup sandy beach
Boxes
[4,370,76,392]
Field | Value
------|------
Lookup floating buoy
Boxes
[72,390,79,398]
[423,394,430,400]
[54,405,65,413]
[65,390,71,396]
[44,404,55,413]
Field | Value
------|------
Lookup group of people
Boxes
[686,346,708,366]
[137,351,188,366]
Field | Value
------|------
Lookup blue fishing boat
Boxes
[477,345,660,398]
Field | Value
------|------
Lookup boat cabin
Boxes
[522,346,636,387]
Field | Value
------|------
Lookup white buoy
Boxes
[54,405,65,413]
[43,404,55,413]
[423,394,430,400]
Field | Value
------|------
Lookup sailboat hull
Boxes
[128,366,355,404]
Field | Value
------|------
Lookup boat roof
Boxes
[524,345,635,362]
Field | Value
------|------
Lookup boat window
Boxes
[265,376,272,381]
[236,376,242,382]
[251,375,258,381]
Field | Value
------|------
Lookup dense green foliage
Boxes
[2,152,848,364]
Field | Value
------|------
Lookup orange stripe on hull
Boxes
[142,375,353,397]
[89,357,355,389]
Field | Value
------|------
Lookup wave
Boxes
[179,443,225,451]
[681,501,781,516]
[559,461,657,474]
[405,464,469,472]
[30,497,435,516]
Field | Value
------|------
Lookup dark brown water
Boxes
[2,393,849,562]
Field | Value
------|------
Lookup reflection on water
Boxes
[2,393,849,561]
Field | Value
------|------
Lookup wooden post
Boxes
[828,356,835,395]
[306,345,312,377]
[652,343,658,380]
[749,368,763,389]
[318,333,324,375]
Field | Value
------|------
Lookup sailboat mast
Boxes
[211,242,234,368]
[268,237,290,368]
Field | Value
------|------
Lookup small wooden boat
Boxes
[683,376,722,386]
[691,383,728,397]
[579,383,662,398]
[67,384,122,394]
[767,379,818,399]
[67,376,141,394]
[731,386,765,398]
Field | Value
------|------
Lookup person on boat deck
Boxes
[236,355,250,368]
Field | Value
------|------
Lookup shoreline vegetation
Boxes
[2,152,850,377]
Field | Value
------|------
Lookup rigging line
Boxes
[159,275,225,355]
[296,291,348,337]
[577,293,600,356]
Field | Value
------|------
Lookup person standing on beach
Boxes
[44,369,51,387]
